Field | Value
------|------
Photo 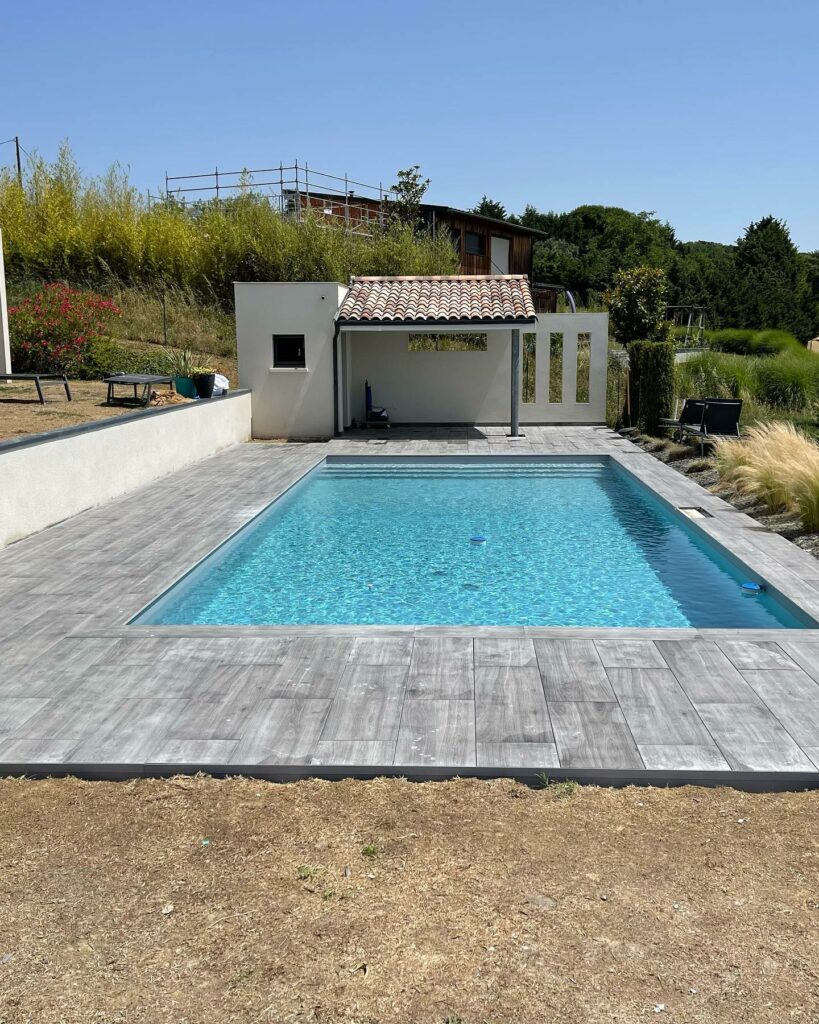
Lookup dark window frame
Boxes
[464,231,485,256]
[272,334,306,368]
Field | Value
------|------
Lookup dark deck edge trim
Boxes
[0,389,251,456]
[2,764,817,792]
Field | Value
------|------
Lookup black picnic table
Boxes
[104,373,175,407]
[0,373,72,404]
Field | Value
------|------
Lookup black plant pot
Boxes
[193,372,216,399]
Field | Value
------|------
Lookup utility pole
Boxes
[14,137,22,188]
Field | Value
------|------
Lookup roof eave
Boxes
[336,316,538,330]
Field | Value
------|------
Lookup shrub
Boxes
[82,338,173,380]
[751,329,800,355]
[627,339,675,433]
[714,422,819,528]
[0,146,458,308]
[753,353,819,410]
[710,329,756,355]
[711,327,800,357]
[605,266,671,346]
[8,283,121,375]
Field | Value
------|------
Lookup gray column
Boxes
[510,328,520,437]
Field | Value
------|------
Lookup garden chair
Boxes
[364,379,390,428]
[659,398,706,442]
[680,398,742,455]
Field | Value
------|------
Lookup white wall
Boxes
[348,329,514,424]
[235,282,345,439]
[347,312,609,425]
[0,393,251,549]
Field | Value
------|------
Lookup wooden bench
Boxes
[0,373,72,404]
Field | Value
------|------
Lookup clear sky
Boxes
[3,0,818,250]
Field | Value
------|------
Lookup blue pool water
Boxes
[136,458,807,628]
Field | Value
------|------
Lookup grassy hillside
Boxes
[0,145,457,309]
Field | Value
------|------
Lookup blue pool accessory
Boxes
[741,581,765,593]
[470,535,487,544]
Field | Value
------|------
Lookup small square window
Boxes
[273,334,306,368]
[464,232,484,256]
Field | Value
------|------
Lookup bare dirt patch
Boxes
[0,777,817,1023]
[0,381,184,442]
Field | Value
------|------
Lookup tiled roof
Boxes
[336,275,536,325]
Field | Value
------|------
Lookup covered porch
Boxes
[334,275,531,436]
[333,275,608,435]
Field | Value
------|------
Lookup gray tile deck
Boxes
[2,425,819,784]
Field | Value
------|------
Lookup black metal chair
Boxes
[680,398,742,455]
[659,398,706,441]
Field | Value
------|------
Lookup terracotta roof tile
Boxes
[337,275,536,325]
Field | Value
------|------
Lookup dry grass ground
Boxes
[0,381,157,442]
[0,777,817,1024]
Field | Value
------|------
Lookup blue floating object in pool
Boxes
[741,581,765,593]
[470,535,487,544]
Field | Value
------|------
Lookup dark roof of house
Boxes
[336,275,537,326]
[419,205,546,237]
[285,189,544,237]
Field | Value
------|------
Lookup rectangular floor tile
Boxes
[476,742,559,768]
[348,637,413,666]
[656,640,761,704]
[593,640,666,669]
[776,641,819,682]
[474,666,545,705]
[696,702,815,771]
[474,639,537,668]
[394,699,476,766]
[716,640,798,671]
[68,698,188,763]
[607,668,714,746]
[0,698,50,734]
[548,701,643,769]
[311,740,397,766]
[407,637,473,699]
[320,664,406,742]
[0,736,84,763]
[741,668,819,704]
[232,699,331,765]
[534,639,614,701]
[146,739,239,763]
[239,658,347,700]
[638,743,730,771]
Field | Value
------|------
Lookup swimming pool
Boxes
[134,457,809,629]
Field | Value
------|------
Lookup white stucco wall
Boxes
[347,329,514,424]
[0,392,251,549]
[235,282,345,439]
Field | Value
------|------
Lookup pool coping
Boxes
[2,426,819,786]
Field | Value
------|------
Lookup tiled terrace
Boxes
[2,426,819,785]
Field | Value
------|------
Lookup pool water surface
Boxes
[135,458,807,629]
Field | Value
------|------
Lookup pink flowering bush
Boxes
[8,283,121,375]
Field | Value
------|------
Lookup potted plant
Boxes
[164,347,198,398]
[192,365,217,399]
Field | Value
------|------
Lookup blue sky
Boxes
[3,0,818,249]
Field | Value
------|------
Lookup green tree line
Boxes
[474,198,819,340]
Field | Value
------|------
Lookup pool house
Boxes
[234,275,609,439]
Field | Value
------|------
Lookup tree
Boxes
[605,266,670,346]
[518,204,678,302]
[733,217,810,338]
[472,196,507,220]
[390,165,430,230]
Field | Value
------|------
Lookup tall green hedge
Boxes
[628,340,676,433]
